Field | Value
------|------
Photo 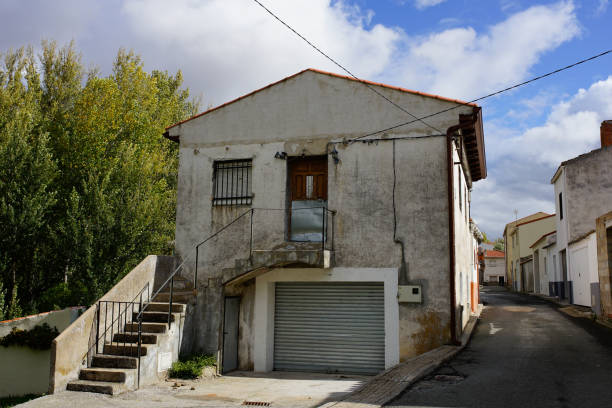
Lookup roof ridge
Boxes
[165,68,477,130]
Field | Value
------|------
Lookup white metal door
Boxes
[274,282,385,374]
[570,247,590,306]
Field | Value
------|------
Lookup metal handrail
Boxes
[85,283,150,366]
[84,206,336,389]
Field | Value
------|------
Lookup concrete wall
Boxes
[0,308,83,397]
[484,257,504,282]
[503,212,550,289]
[531,242,551,295]
[552,148,612,307]
[49,255,174,393]
[508,216,555,291]
[563,147,612,244]
[596,212,612,319]
[169,70,478,361]
[453,145,474,330]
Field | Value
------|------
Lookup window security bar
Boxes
[213,159,253,206]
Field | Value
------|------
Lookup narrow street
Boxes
[389,287,612,408]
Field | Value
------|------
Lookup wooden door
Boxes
[289,156,328,201]
[288,156,328,241]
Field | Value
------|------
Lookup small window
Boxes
[213,159,253,206]
[559,192,563,220]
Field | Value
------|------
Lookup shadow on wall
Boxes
[0,307,84,398]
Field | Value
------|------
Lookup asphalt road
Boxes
[388,287,612,408]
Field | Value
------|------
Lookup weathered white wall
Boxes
[563,147,612,243]
[169,70,478,360]
[452,144,474,330]
[484,257,505,282]
[0,308,83,397]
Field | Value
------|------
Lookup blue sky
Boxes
[1,0,611,238]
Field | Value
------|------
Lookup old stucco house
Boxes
[51,68,487,394]
[164,68,486,374]
[550,121,612,311]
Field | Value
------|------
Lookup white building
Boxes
[483,249,505,285]
[551,121,612,309]
[164,68,488,374]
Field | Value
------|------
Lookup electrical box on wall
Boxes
[398,285,422,303]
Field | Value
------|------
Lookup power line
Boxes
[351,48,612,141]
[251,0,442,133]
[251,0,611,142]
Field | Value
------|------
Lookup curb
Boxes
[320,306,482,408]
[528,292,612,330]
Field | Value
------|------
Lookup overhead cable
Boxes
[251,0,442,133]
[351,48,612,142]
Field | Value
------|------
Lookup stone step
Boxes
[152,291,195,303]
[103,342,148,357]
[168,278,194,291]
[141,302,186,313]
[113,332,158,344]
[67,379,127,395]
[91,354,138,369]
[132,311,175,323]
[79,367,131,383]
[124,322,168,333]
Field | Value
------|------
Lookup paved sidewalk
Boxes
[529,292,612,329]
[320,310,481,408]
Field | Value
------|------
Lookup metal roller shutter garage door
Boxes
[274,282,385,374]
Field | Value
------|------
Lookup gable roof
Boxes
[503,212,552,236]
[551,145,611,184]
[165,68,477,131]
[529,230,556,248]
[484,249,505,258]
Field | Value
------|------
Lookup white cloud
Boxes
[597,0,609,14]
[415,0,447,10]
[472,76,612,237]
[388,1,579,100]
[121,0,402,105]
[511,76,612,166]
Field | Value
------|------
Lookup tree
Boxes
[0,42,198,314]
[493,238,504,251]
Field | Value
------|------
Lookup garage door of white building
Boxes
[273,282,385,374]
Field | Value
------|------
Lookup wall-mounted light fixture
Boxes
[330,146,339,164]
[274,151,287,160]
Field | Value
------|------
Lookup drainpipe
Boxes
[447,123,461,346]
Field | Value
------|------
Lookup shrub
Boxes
[0,323,59,350]
[168,354,216,379]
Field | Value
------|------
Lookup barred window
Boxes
[213,159,253,206]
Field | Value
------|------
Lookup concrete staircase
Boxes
[66,276,196,395]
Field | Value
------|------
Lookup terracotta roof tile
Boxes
[484,249,505,258]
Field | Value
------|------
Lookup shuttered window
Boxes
[274,282,385,375]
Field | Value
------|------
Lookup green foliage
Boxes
[493,238,504,251]
[0,41,198,316]
[168,354,217,379]
[0,394,43,408]
[0,323,59,350]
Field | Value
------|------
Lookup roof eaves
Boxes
[164,68,479,131]
[516,213,555,228]
[529,230,557,248]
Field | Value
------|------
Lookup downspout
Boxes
[447,124,461,346]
